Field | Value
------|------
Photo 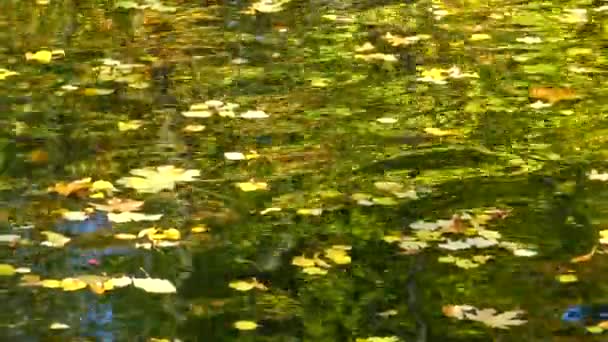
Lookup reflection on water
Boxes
[1,0,608,340]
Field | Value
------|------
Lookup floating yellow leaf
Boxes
[470,33,491,41]
[324,246,351,265]
[82,88,115,96]
[296,208,323,216]
[191,225,209,233]
[240,110,269,119]
[229,280,255,291]
[62,277,88,291]
[25,50,53,63]
[0,264,16,276]
[355,53,398,62]
[40,231,71,247]
[382,235,402,243]
[229,278,267,292]
[183,124,206,132]
[557,274,578,283]
[260,207,282,215]
[182,110,213,118]
[0,68,18,80]
[118,120,143,131]
[302,266,328,275]
[356,337,400,342]
[41,279,62,288]
[355,42,375,52]
[235,181,268,192]
[132,277,177,293]
[233,320,258,330]
[117,165,200,193]
[376,117,398,124]
[424,127,458,136]
[586,326,604,334]
[49,322,70,330]
[48,177,92,196]
[114,233,137,240]
[163,228,181,240]
[292,255,316,268]
[224,152,245,160]
[108,211,163,223]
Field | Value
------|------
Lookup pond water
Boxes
[1,0,608,341]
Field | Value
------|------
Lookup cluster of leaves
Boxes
[384,208,537,269]
[291,245,351,276]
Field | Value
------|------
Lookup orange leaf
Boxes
[48,178,92,197]
[570,246,597,263]
[529,87,577,104]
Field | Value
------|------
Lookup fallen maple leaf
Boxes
[48,178,91,197]
[90,198,144,212]
[464,308,527,329]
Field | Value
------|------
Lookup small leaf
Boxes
[224,152,246,160]
[82,88,115,96]
[0,264,16,276]
[40,231,71,247]
[234,320,258,330]
[556,274,578,283]
[240,110,269,119]
[25,50,53,63]
[49,322,70,330]
[61,277,88,291]
[235,181,268,192]
[132,278,177,293]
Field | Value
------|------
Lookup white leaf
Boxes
[132,277,177,294]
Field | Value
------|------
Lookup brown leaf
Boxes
[529,87,577,104]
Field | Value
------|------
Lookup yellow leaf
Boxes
[114,233,137,240]
[41,279,62,288]
[82,88,115,96]
[108,212,163,223]
[49,322,70,330]
[183,124,206,132]
[325,247,351,265]
[229,280,261,292]
[118,120,143,131]
[292,255,316,267]
[470,33,491,41]
[302,266,328,275]
[382,235,401,243]
[424,127,458,136]
[48,177,92,196]
[163,228,181,240]
[235,181,268,192]
[25,50,53,63]
[91,180,116,191]
[556,274,578,283]
[586,326,604,334]
[0,263,16,276]
[61,277,88,291]
[296,208,323,216]
[0,68,19,80]
[233,320,258,330]
[40,231,71,247]
[191,225,209,233]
